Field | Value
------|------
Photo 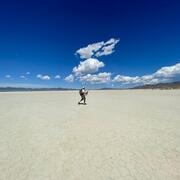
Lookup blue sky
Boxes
[0,0,180,88]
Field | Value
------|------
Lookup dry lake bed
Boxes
[0,90,180,180]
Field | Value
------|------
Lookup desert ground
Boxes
[0,90,180,180]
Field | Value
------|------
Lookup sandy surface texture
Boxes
[0,90,180,180]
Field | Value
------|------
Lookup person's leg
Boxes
[83,95,86,104]
[79,95,83,103]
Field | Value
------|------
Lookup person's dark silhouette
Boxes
[78,88,88,105]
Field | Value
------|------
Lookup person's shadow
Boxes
[78,102,87,105]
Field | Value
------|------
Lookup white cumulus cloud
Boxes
[76,38,119,59]
[41,75,50,80]
[54,75,61,79]
[96,38,120,57]
[79,72,111,84]
[154,63,180,78]
[113,75,140,84]
[76,41,104,59]
[73,58,104,76]
[64,74,74,82]
[113,63,180,85]
[37,74,51,80]
[37,74,42,78]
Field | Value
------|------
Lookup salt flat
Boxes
[0,90,180,180]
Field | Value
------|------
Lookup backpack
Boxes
[79,89,83,95]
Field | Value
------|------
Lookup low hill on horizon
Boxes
[1,81,180,92]
[132,81,180,89]
[0,87,77,92]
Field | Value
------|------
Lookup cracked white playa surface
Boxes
[0,90,180,180]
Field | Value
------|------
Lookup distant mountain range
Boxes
[0,81,180,92]
[100,81,180,90]
[0,87,77,92]
[132,81,180,89]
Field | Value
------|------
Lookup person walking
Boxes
[78,87,88,105]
